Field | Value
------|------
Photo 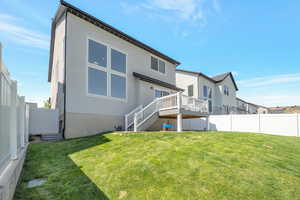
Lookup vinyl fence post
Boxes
[258,114,261,133]
[19,96,25,148]
[0,74,2,105]
[230,114,233,132]
[25,104,30,144]
[297,113,299,137]
[10,81,18,160]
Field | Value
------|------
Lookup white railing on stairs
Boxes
[134,99,159,132]
[125,105,143,131]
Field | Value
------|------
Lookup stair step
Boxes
[41,134,62,141]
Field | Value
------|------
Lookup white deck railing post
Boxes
[10,81,18,160]
[177,92,182,110]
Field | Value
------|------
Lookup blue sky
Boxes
[0,0,299,107]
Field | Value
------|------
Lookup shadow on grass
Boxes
[14,134,112,200]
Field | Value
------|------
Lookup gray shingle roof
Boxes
[211,72,231,82]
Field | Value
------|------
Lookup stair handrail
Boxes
[125,105,143,131]
[134,99,159,132]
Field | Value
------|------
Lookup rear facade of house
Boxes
[49,1,182,138]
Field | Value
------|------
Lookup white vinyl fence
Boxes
[184,114,300,137]
[29,108,59,135]
[0,58,29,200]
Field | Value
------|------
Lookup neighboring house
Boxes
[49,1,208,139]
[257,106,269,114]
[269,107,285,114]
[176,69,238,114]
[236,97,258,114]
[236,97,270,114]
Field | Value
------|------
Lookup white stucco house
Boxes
[49,1,209,139]
[176,69,239,114]
[236,97,269,114]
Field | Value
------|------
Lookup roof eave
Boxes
[60,0,180,65]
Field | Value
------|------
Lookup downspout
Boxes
[63,10,68,139]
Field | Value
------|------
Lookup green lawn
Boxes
[15,131,300,200]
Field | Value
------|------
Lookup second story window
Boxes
[203,85,213,113]
[203,85,212,98]
[188,85,193,97]
[224,85,229,96]
[151,56,165,74]
[87,39,126,100]
[88,39,107,67]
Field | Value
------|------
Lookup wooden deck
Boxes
[159,108,209,119]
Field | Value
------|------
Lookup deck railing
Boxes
[181,95,209,113]
[156,93,178,110]
[129,92,209,132]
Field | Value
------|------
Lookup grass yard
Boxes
[15,131,300,200]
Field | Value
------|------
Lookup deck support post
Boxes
[177,113,182,132]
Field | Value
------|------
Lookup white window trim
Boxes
[203,85,213,113]
[223,85,229,96]
[153,87,172,98]
[203,85,212,99]
[150,55,167,76]
[187,84,194,97]
[86,36,128,102]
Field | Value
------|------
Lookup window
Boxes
[203,85,213,113]
[88,39,107,67]
[159,60,165,73]
[111,49,126,73]
[208,88,212,98]
[203,86,207,97]
[151,57,158,71]
[111,74,126,99]
[224,85,229,96]
[88,68,107,96]
[155,89,170,98]
[151,56,165,74]
[87,39,126,100]
[188,85,193,97]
